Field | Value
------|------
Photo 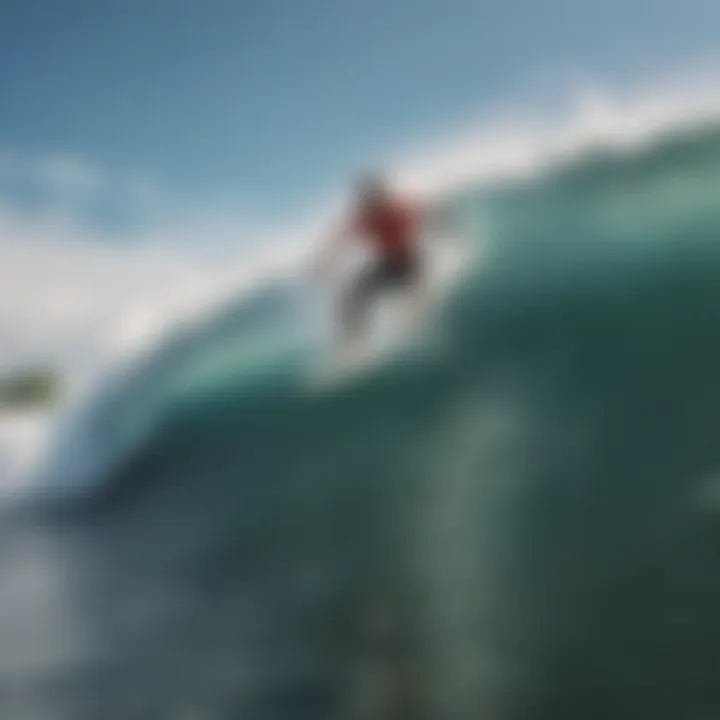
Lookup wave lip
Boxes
[396,72,720,197]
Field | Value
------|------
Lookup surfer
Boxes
[318,174,434,363]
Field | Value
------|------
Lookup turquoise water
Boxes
[5,122,720,718]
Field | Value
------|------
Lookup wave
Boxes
[9,88,720,718]
[20,110,720,508]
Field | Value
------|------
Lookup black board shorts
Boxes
[352,252,421,301]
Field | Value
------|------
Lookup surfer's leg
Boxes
[338,263,386,361]
[389,254,427,337]
[405,273,430,337]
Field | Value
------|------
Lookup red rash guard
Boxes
[353,199,423,261]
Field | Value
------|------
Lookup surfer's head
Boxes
[356,173,390,212]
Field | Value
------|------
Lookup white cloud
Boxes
[0,196,318,385]
[0,219,234,375]
[33,156,106,196]
[0,150,106,197]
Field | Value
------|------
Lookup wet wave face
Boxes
[5,122,720,718]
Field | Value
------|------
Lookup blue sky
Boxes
[2,0,720,220]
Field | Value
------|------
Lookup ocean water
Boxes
[3,121,720,719]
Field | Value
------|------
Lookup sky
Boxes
[1,0,720,376]
[2,0,720,219]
